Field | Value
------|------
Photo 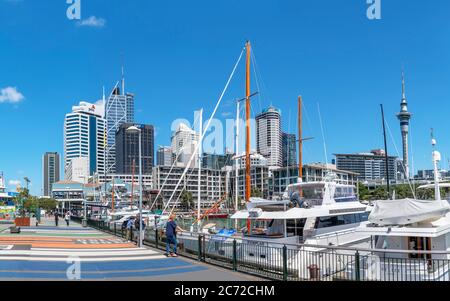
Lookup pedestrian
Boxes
[134,215,147,243]
[55,212,59,227]
[126,217,135,241]
[165,214,183,257]
[65,211,70,226]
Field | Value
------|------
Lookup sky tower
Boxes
[396,71,412,179]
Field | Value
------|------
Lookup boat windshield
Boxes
[247,220,285,238]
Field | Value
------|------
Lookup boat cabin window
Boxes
[248,219,284,238]
[288,186,324,200]
[408,237,432,260]
[286,219,306,237]
[315,212,369,229]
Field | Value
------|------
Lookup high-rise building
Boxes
[64,157,89,184]
[202,153,233,170]
[157,146,173,166]
[171,123,199,168]
[64,101,107,179]
[256,107,282,167]
[396,71,412,179]
[42,152,60,196]
[334,150,397,184]
[105,86,135,174]
[153,166,226,209]
[115,123,154,174]
[282,132,297,167]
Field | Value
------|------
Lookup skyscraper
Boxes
[171,123,199,168]
[256,107,282,167]
[64,101,107,179]
[396,72,412,178]
[282,132,297,167]
[115,123,154,174]
[42,152,60,196]
[105,86,135,174]
[157,146,173,166]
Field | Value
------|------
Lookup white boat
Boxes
[231,173,372,248]
[349,134,450,281]
[176,174,374,279]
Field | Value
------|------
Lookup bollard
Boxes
[355,251,361,281]
[198,235,203,262]
[283,245,288,281]
[232,239,237,271]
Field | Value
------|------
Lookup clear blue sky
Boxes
[1,0,450,195]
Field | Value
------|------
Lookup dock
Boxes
[0,218,261,281]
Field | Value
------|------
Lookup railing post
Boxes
[202,235,206,262]
[155,228,159,249]
[283,245,288,281]
[198,234,203,262]
[232,239,237,271]
[114,223,116,236]
[355,251,361,281]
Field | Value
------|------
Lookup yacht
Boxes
[231,173,372,247]
[348,135,450,281]
[177,173,373,279]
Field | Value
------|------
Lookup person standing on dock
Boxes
[65,211,71,227]
[54,212,59,227]
[126,217,135,241]
[165,214,183,257]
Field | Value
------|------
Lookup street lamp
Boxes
[126,125,143,247]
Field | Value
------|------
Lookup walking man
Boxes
[55,211,59,227]
[165,214,183,257]
[65,211,71,227]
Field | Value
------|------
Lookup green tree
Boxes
[180,189,194,211]
[38,198,58,212]
[251,187,262,198]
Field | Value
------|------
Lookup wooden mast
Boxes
[245,41,251,233]
[245,41,251,202]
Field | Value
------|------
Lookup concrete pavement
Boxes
[0,217,261,281]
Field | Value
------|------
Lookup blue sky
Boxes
[1,0,450,195]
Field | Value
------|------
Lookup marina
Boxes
[3,1,450,286]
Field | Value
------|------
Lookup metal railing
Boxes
[78,217,450,282]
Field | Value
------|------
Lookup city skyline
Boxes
[2,1,450,195]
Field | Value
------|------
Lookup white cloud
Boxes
[0,86,24,103]
[77,16,106,28]
[8,180,21,187]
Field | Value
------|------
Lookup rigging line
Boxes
[250,46,272,109]
[250,49,263,113]
[385,119,417,199]
[149,116,201,211]
[162,48,245,214]
[317,102,329,166]
[168,163,200,215]
[302,99,315,140]
[410,120,415,182]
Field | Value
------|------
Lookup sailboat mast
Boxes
[235,100,240,226]
[131,159,135,210]
[245,41,251,203]
[197,109,203,229]
[298,96,303,185]
[380,104,391,198]
[111,176,115,213]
